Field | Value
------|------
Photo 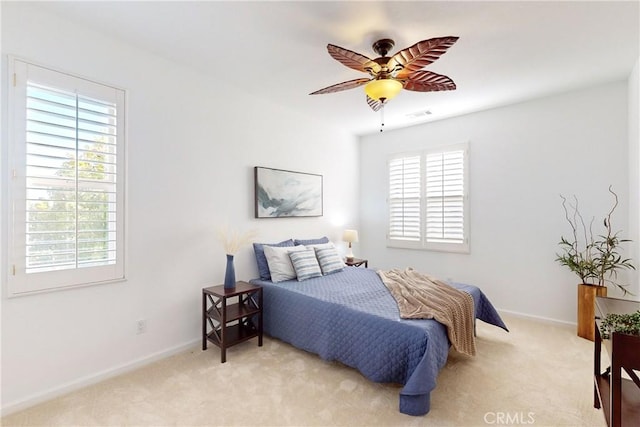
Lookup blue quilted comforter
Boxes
[250,267,507,416]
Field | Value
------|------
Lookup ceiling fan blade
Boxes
[390,37,459,79]
[366,96,382,112]
[327,44,381,74]
[309,78,371,95]
[402,70,456,92]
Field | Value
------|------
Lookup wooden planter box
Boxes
[578,283,607,341]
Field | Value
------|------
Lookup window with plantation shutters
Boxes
[425,149,465,244]
[387,143,469,253]
[388,155,421,242]
[8,58,126,296]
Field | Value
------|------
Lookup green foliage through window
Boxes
[25,83,118,273]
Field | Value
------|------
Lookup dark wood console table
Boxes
[594,296,640,427]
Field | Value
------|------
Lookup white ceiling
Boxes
[38,1,640,135]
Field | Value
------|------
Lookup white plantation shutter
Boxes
[387,143,469,253]
[388,155,421,242]
[425,149,465,244]
[8,58,126,296]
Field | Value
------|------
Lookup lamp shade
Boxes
[342,229,359,243]
[364,79,402,101]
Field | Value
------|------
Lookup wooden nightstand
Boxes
[345,258,368,268]
[202,281,263,363]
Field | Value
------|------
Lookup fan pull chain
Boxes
[380,103,385,132]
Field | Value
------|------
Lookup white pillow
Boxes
[304,241,335,250]
[263,245,307,283]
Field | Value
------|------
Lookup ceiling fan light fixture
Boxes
[364,78,402,102]
[311,36,458,113]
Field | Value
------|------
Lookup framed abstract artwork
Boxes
[254,167,323,218]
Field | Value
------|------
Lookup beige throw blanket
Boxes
[377,268,477,357]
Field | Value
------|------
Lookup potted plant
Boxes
[555,186,635,341]
[599,310,640,339]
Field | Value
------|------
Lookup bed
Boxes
[250,266,508,416]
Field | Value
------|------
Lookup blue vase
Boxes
[224,254,236,289]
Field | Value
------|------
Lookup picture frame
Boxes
[254,167,323,218]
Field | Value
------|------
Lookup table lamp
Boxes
[343,229,359,262]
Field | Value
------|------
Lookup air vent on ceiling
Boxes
[406,110,432,119]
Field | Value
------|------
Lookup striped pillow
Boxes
[289,249,323,281]
[315,246,345,275]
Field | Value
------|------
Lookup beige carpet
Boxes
[2,313,607,427]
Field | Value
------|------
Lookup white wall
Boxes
[0,3,359,413]
[359,81,631,324]
[628,57,640,296]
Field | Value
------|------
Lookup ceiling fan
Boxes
[310,37,459,112]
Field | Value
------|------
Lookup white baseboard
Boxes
[497,308,576,328]
[1,338,200,417]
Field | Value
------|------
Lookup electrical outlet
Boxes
[136,319,147,335]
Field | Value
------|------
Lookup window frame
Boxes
[7,57,127,297]
[386,142,469,254]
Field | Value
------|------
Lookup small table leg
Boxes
[220,297,227,363]
[594,323,601,408]
[202,292,207,351]
[258,289,263,347]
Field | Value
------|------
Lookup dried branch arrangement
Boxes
[217,225,258,255]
